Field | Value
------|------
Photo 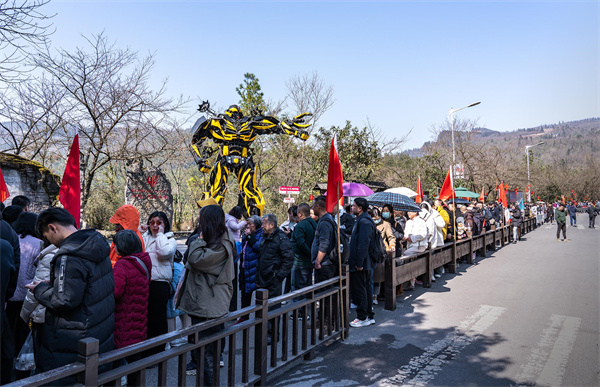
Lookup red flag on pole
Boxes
[498,183,508,208]
[479,187,485,202]
[326,135,344,213]
[415,176,423,204]
[0,168,10,203]
[0,168,9,203]
[59,133,81,228]
[438,166,454,201]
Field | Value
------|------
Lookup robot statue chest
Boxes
[217,122,253,140]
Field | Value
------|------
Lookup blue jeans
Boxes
[570,215,576,226]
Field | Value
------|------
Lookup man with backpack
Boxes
[348,198,376,328]
[311,196,338,283]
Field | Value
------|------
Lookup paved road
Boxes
[269,215,600,386]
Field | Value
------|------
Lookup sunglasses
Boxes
[150,220,163,226]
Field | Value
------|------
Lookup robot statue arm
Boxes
[191,115,217,173]
[250,112,312,141]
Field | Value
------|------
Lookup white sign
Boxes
[283,197,295,204]
[279,186,300,195]
[453,164,465,179]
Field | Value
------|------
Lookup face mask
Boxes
[374,218,382,224]
[382,212,391,219]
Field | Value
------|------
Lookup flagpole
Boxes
[335,181,345,340]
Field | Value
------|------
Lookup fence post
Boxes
[253,289,269,386]
[384,257,396,311]
[77,338,99,387]
[341,264,350,339]
[448,239,457,274]
[424,242,432,288]
[501,224,505,246]
[467,237,474,264]
[481,231,487,258]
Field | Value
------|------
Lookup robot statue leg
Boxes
[237,158,265,217]
[203,156,230,205]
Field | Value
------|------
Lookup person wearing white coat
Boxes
[402,210,428,257]
[141,211,177,357]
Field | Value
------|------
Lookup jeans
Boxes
[589,215,596,228]
[557,222,567,239]
[291,265,313,303]
[189,317,224,386]
[350,270,373,321]
[570,215,576,226]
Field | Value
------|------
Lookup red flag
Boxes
[0,168,9,203]
[499,183,508,208]
[438,166,454,201]
[59,133,81,228]
[326,135,344,213]
[415,176,423,204]
[479,187,485,202]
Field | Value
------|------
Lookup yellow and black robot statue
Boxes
[191,101,311,217]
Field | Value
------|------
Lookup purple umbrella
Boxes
[324,182,374,197]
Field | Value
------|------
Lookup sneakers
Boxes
[434,273,442,278]
[171,337,187,347]
[557,238,561,242]
[372,297,378,305]
[350,318,371,328]
[368,318,376,325]
[564,238,570,242]
[186,361,197,375]
[220,354,224,368]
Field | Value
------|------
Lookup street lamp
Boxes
[448,102,481,177]
[525,141,545,202]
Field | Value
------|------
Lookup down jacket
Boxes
[113,251,152,349]
[240,228,263,294]
[176,231,235,319]
[20,244,58,324]
[33,229,114,372]
[109,205,145,267]
[258,228,293,291]
[143,231,177,283]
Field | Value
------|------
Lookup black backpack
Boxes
[369,223,388,265]
[322,217,350,265]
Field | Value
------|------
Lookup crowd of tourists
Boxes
[1,194,598,385]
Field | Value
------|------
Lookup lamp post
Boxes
[448,102,481,177]
[525,141,545,202]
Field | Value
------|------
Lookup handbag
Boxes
[15,330,35,371]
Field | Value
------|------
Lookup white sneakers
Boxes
[350,318,375,327]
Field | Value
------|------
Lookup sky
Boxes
[41,0,598,150]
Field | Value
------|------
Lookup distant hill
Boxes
[404,117,600,164]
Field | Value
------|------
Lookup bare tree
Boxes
[0,0,54,83]
[33,32,188,215]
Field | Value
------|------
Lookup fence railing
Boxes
[7,267,350,387]
[384,217,536,311]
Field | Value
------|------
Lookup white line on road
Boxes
[516,314,581,387]
[378,305,506,387]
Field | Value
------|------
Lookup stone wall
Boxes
[0,153,61,213]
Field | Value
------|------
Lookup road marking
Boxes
[577,225,585,230]
[379,305,505,386]
[516,314,581,386]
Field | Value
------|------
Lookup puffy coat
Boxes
[225,213,246,243]
[258,228,294,290]
[109,205,145,267]
[512,208,523,227]
[241,228,263,294]
[113,251,152,349]
[10,234,42,302]
[33,229,114,372]
[20,244,58,324]
[555,208,567,224]
[176,231,235,319]
[143,231,177,283]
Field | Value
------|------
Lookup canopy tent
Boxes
[454,187,480,198]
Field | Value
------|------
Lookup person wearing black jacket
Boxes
[586,203,597,228]
[348,198,375,328]
[511,204,522,243]
[27,208,114,378]
[258,214,293,344]
[290,203,317,303]
[339,204,355,237]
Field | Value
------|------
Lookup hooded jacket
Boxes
[176,231,235,319]
[143,230,177,282]
[241,227,263,294]
[33,229,114,372]
[109,205,145,267]
[113,251,152,348]
[258,228,294,290]
[20,244,58,324]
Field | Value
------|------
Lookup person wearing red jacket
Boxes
[113,230,152,385]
